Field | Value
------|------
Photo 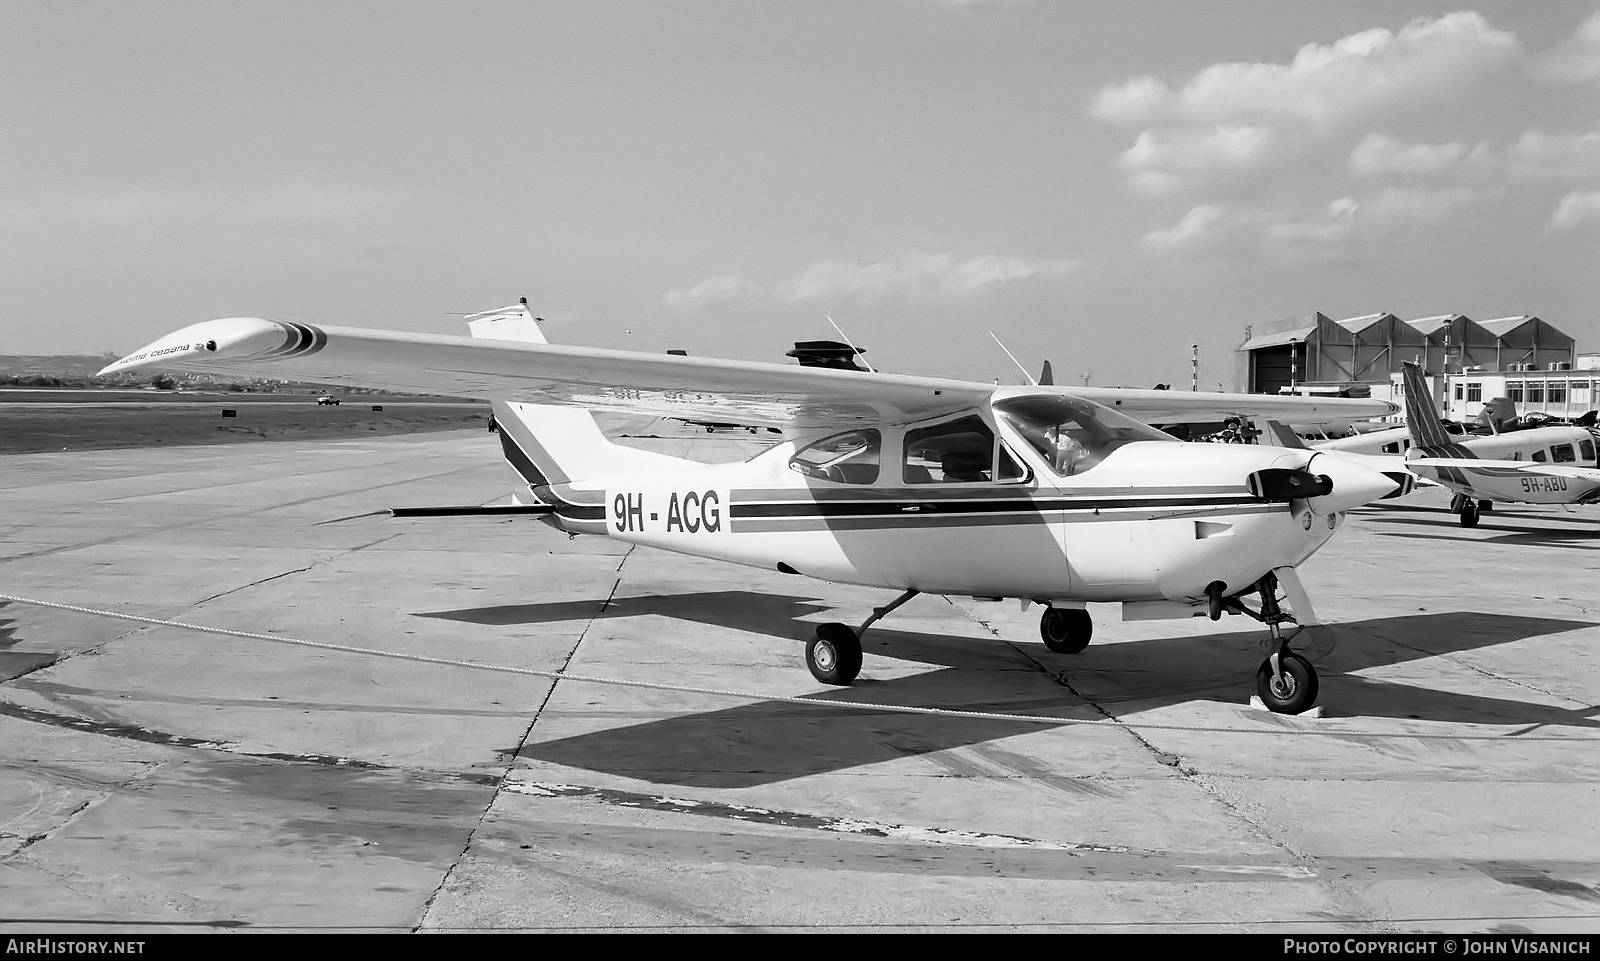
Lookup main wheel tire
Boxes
[1255,651,1319,714]
[807,622,862,685]
[1460,502,1480,528]
[1040,607,1092,654]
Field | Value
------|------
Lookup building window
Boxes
[1466,383,1482,402]
[1507,382,1524,403]
[1548,384,1567,403]
[1526,383,1544,403]
[1454,383,1464,400]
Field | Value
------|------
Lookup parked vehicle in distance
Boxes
[316,395,340,405]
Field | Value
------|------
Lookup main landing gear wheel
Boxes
[1040,607,1092,654]
[1255,651,1319,715]
[807,622,863,685]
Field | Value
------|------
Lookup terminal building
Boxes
[1237,313,1592,423]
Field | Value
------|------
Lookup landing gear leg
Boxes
[1250,571,1319,714]
[806,588,920,685]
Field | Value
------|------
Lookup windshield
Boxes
[993,393,1175,476]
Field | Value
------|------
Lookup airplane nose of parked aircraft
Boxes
[1304,451,1407,514]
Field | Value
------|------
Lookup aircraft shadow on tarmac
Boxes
[1358,507,1600,548]
[419,593,1599,788]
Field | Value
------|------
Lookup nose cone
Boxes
[1305,451,1405,513]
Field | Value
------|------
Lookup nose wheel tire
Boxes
[807,623,863,685]
[1040,607,1093,654]
[1254,651,1319,714]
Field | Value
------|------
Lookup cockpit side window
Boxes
[903,415,994,484]
[789,429,881,484]
[994,393,1174,477]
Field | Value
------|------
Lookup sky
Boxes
[2,1,1598,389]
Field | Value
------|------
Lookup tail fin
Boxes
[1477,396,1516,434]
[1400,362,1462,456]
[1260,420,1309,450]
[465,301,688,490]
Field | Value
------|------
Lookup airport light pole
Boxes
[1191,344,1198,391]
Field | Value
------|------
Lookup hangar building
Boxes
[1237,313,1585,422]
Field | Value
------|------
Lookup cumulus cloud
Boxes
[1092,12,1520,132]
[661,273,760,309]
[1506,130,1600,182]
[1143,186,1489,261]
[1265,198,1361,256]
[1349,133,1469,179]
[779,253,1080,302]
[1096,10,1600,265]
[1359,185,1486,228]
[1548,189,1600,234]
[1118,126,1277,196]
[1140,205,1240,253]
[1531,9,1600,85]
[663,252,1082,310]
[1089,12,1529,205]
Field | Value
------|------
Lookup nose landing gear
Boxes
[1215,570,1320,715]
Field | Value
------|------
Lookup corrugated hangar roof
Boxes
[1406,314,1465,335]
[1479,315,1538,338]
[1334,313,1394,334]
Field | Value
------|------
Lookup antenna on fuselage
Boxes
[988,331,1037,386]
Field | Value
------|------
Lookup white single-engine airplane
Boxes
[102,302,1407,714]
[1394,362,1600,527]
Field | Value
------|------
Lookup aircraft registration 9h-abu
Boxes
[101,302,1407,714]
[1397,362,1600,527]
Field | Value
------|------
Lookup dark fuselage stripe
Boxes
[729,495,1258,518]
[729,503,1284,533]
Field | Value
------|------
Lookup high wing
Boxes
[101,315,1397,428]
[1406,457,1600,481]
[1063,386,1395,426]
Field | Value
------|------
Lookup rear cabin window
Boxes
[1552,443,1576,463]
[903,415,995,484]
[1532,449,1548,462]
[789,430,881,484]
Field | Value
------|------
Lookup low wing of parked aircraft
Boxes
[1398,362,1600,526]
[103,302,1406,714]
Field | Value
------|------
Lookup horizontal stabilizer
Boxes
[388,505,554,518]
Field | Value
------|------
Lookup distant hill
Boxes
[0,354,120,378]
